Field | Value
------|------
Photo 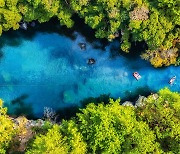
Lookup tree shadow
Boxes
[55,94,114,121]
[109,41,148,60]
[0,16,108,51]
[0,31,23,49]
[0,50,3,62]
[80,94,113,108]
[8,94,36,119]
[56,105,79,121]
[121,86,154,104]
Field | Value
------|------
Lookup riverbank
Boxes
[1,88,179,153]
[0,1,179,66]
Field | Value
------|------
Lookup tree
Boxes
[76,99,160,153]
[0,99,16,154]
[136,88,180,153]
[26,121,87,154]
[26,125,69,154]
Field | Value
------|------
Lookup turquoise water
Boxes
[0,29,179,117]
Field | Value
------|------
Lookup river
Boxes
[0,21,179,118]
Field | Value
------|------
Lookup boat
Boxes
[88,58,96,65]
[78,43,86,50]
[169,76,176,85]
[133,72,141,80]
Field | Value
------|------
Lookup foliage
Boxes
[26,120,87,154]
[60,120,87,154]
[69,0,179,55]
[26,125,69,154]
[76,99,160,153]
[0,99,16,154]
[175,56,180,66]
[0,0,74,34]
[136,88,180,153]
[141,48,179,67]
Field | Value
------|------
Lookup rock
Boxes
[36,119,45,127]
[122,101,134,107]
[20,22,28,30]
[114,32,119,38]
[152,93,158,100]
[30,21,36,27]
[135,95,147,107]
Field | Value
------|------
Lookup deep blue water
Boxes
[0,29,179,118]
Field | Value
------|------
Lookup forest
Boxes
[0,1,180,153]
[0,88,180,153]
[0,0,179,67]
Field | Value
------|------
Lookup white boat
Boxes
[133,72,141,80]
[169,76,176,85]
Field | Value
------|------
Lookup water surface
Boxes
[0,28,179,117]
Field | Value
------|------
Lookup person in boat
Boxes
[169,76,176,85]
[78,43,86,50]
[133,72,141,80]
[88,58,96,65]
[20,22,28,30]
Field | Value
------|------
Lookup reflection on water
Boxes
[0,23,179,118]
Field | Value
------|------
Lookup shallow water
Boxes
[0,29,179,117]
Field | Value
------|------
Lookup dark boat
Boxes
[88,58,96,65]
[169,76,176,85]
[78,43,86,50]
[133,72,141,80]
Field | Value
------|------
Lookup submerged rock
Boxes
[122,101,134,107]
[135,95,147,107]
[63,90,76,103]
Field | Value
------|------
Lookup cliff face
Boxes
[10,117,45,153]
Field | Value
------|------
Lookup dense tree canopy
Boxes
[26,121,87,154]
[0,0,179,66]
[0,99,16,154]
[76,99,160,153]
[136,88,180,153]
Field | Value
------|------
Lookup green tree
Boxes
[0,99,16,154]
[136,88,180,153]
[26,125,68,154]
[77,99,160,153]
[26,121,86,154]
